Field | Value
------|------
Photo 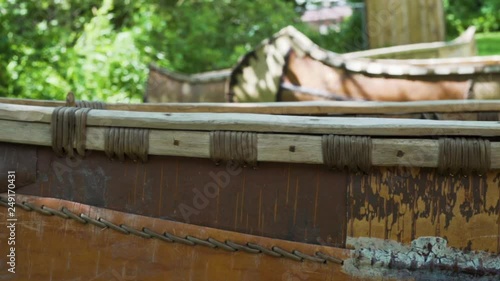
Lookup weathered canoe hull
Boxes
[1,101,500,279]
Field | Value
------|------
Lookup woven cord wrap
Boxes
[209,131,257,166]
[75,107,91,156]
[438,137,491,175]
[51,106,91,158]
[104,127,150,162]
[321,135,372,173]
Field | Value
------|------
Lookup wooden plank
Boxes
[2,119,500,168]
[84,127,211,158]
[0,98,63,107]
[2,103,500,137]
[0,195,352,281]
[366,0,444,48]
[409,0,421,44]
[343,42,465,59]
[0,120,51,146]
[3,98,500,115]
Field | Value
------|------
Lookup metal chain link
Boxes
[0,196,344,265]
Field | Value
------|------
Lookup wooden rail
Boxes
[1,103,500,169]
[2,98,500,115]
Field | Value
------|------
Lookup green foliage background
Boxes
[0,0,497,102]
[443,0,499,38]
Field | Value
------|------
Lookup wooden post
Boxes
[365,0,445,48]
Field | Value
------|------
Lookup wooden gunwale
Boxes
[2,103,500,169]
[340,26,477,59]
[2,103,500,136]
[230,25,496,84]
[341,39,475,59]
[2,97,500,115]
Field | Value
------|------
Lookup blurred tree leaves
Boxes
[154,0,302,73]
[444,0,499,38]
[0,0,361,101]
[0,0,151,101]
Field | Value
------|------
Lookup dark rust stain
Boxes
[289,146,296,152]
[0,143,37,192]
[396,150,405,157]
[173,140,180,146]
[13,144,347,247]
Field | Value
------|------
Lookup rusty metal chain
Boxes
[0,196,343,265]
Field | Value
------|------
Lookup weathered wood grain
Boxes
[347,167,500,254]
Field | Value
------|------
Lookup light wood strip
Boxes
[1,120,499,169]
[2,98,500,115]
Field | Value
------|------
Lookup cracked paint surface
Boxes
[345,236,500,280]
